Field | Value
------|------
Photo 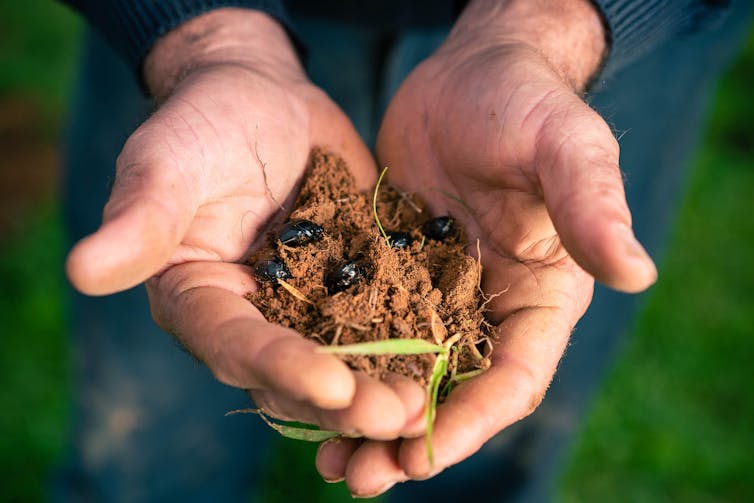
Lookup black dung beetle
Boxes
[326,260,367,294]
[254,257,293,283]
[421,216,456,241]
[278,219,324,247]
[386,231,413,249]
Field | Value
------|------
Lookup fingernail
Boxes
[351,481,397,499]
[317,438,347,483]
[317,436,341,453]
[622,230,657,279]
[323,476,345,484]
[413,467,443,481]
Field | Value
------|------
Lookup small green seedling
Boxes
[277,279,314,304]
[373,166,391,246]
[238,170,488,468]
[323,337,456,466]
[425,348,448,465]
[235,336,478,469]
[317,338,445,356]
[226,408,340,442]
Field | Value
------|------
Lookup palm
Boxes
[320,44,656,494]
[378,46,596,343]
[117,64,374,269]
[67,61,433,440]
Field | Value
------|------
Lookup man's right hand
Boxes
[65,8,427,442]
[315,0,657,495]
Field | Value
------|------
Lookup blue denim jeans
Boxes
[56,2,752,500]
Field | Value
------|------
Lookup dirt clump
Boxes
[248,148,494,389]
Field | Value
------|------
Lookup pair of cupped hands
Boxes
[66,3,656,498]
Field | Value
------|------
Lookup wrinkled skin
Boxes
[314,37,656,497]
[66,11,428,445]
[64,6,657,500]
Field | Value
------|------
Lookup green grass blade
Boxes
[440,378,454,399]
[373,167,391,246]
[452,368,485,383]
[440,368,485,398]
[318,338,446,355]
[267,422,340,442]
[226,408,340,442]
[425,353,449,467]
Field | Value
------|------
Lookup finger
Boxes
[346,440,408,498]
[253,372,426,438]
[316,437,362,483]
[382,373,427,438]
[397,306,572,479]
[66,122,200,295]
[535,96,656,293]
[147,261,356,408]
[250,372,410,440]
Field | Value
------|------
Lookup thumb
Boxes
[66,126,199,296]
[536,98,657,293]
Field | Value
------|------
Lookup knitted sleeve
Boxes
[62,0,294,77]
[61,0,733,82]
[592,0,731,76]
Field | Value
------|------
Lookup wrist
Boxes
[143,8,304,102]
[447,0,606,90]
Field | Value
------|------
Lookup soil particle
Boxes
[248,148,494,388]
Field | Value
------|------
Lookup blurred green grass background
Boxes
[0,1,752,501]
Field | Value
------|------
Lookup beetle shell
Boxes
[254,258,293,283]
[386,231,413,249]
[421,216,456,241]
[279,220,325,247]
[326,260,367,294]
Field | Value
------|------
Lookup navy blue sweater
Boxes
[62,0,730,81]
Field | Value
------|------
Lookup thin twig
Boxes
[372,167,391,246]
[467,339,486,361]
[345,322,370,332]
[475,239,483,294]
[277,279,313,305]
[429,308,446,345]
[443,332,464,350]
[395,188,423,214]
[452,368,485,383]
[480,285,510,310]
[330,324,343,346]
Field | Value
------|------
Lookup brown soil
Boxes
[248,148,493,389]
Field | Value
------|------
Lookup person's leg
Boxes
[53,30,273,502]
[379,2,753,501]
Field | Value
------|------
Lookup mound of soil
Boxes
[248,148,493,389]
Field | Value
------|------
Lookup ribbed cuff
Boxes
[64,0,297,83]
[592,0,731,78]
